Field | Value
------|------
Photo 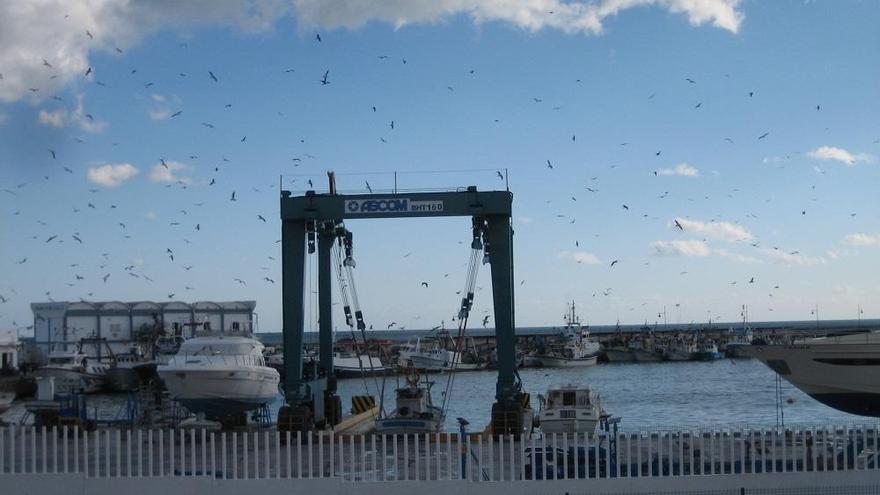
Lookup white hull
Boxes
[747,339,880,416]
[157,366,279,417]
[536,355,598,368]
[540,418,600,435]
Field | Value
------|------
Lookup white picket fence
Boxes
[1,424,880,482]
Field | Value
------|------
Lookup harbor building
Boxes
[29,300,257,360]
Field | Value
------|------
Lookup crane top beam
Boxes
[280,187,512,221]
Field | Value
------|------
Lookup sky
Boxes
[1,0,879,336]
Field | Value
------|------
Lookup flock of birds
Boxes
[0,20,876,334]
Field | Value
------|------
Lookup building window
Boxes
[232,321,240,331]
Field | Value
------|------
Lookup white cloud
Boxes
[149,161,191,184]
[151,94,166,103]
[657,163,699,177]
[651,239,711,257]
[807,146,875,166]
[36,95,106,132]
[845,233,880,247]
[673,217,753,242]
[761,248,825,267]
[559,250,601,265]
[37,109,67,127]
[149,109,171,121]
[87,163,139,187]
[713,248,759,264]
[0,0,742,102]
[293,0,744,34]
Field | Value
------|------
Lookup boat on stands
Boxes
[157,334,279,420]
[538,385,609,436]
[745,331,880,416]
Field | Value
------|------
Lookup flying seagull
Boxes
[208,71,218,82]
[320,70,330,85]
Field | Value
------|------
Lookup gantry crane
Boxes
[278,174,527,435]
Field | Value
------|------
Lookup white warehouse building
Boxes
[30,300,257,359]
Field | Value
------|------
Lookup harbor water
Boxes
[3,359,865,432]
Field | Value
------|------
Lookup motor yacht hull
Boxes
[747,343,880,417]
[157,367,279,418]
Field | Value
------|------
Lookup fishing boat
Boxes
[692,339,722,361]
[537,385,608,436]
[105,344,155,392]
[628,338,664,362]
[664,338,696,361]
[533,302,602,368]
[157,334,279,420]
[374,371,444,435]
[745,331,880,416]
[725,307,754,358]
[36,339,116,394]
[603,344,636,363]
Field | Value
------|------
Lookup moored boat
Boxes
[374,371,444,435]
[537,384,608,436]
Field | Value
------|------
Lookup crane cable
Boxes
[332,227,385,415]
[440,218,485,415]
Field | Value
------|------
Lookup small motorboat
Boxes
[537,384,609,437]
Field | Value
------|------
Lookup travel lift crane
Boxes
[278,172,528,435]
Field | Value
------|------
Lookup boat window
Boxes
[562,391,577,406]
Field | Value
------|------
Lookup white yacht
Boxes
[374,374,444,435]
[157,335,280,419]
[333,352,391,378]
[538,385,608,436]
[533,302,602,368]
[746,331,880,417]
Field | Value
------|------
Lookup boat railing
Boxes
[165,353,266,369]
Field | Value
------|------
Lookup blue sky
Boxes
[1,1,879,334]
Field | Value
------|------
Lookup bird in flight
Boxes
[685,78,696,84]
[170,110,182,118]
[316,33,322,42]
[208,71,218,82]
[420,282,429,288]
[257,215,266,222]
[674,219,684,230]
[48,149,56,159]
[758,132,769,139]
[546,160,553,169]
[610,260,619,267]
[264,277,275,284]
[230,191,236,201]
[321,70,330,85]
[365,181,372,193]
